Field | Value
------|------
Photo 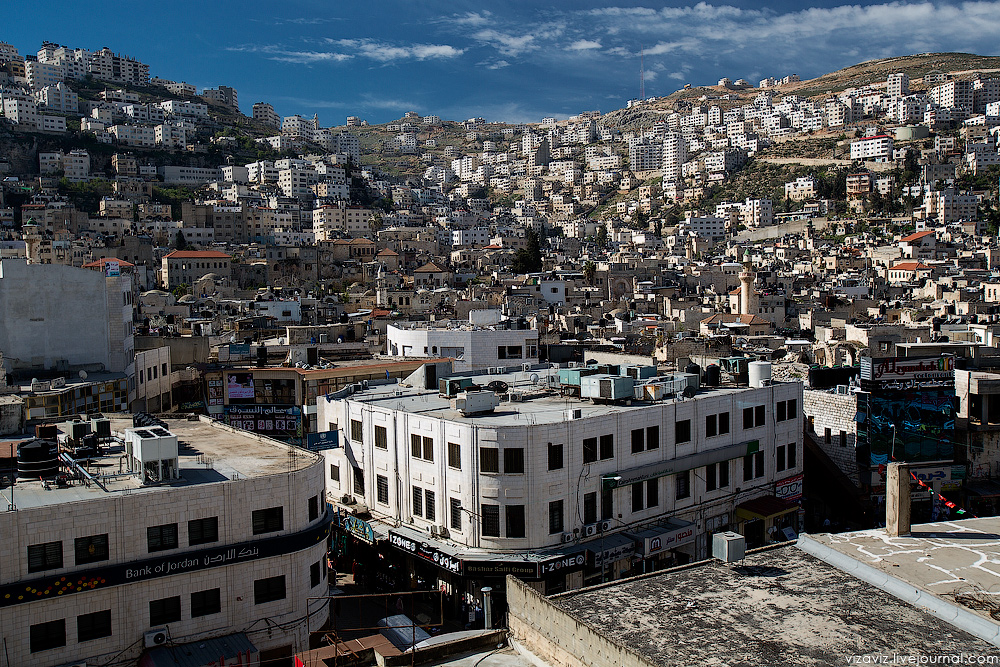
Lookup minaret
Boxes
[739,249,756,316]
[685,234,694,260]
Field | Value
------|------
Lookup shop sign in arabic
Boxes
[862,356,955,383]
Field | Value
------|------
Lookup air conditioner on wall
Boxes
[144,628,168,648]
[561,533,574,543]
[582,524,597,537]
[598,520,612,532]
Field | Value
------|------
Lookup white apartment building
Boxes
[38,149,90,182]
[924,189,979,224]
[87,47,150,85]
[929,80,973,112]
[1,91,41,129]
[155,124,188,149]
[318,365,803,596]
[247,160,279,183]
[202,85,238,109]
[25,60,66,91]
[253,102,281,129]
[886,72,910,98]
[662,132,687,182]
[679,212,727,242]
[157,100,208,119]
[158,166,222,186]
[0,417,329,667]
[279,165,319,200]
[784,176,817,201]
[387,321,538,372]
[34,82,78,113]
[850,134,894,162]
[109,124,156,148]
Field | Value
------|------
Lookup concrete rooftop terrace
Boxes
[550,544,997,665]
[1,415,318,511]
[352,368,779,427]
[800,517,1000,646]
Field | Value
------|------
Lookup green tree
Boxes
[174,230,188,250]
[512,227,543,274]
[594,225,609,249]
[583,261,597,285]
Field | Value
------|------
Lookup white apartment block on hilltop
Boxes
[785,176,817,201]
[34,82,78,113]
[850,134,894,162]
[929,79,973,112]
[662,132,687,182]
[253,102,281,129]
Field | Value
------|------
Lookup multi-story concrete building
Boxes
[253,102,281,129]
[24,59,66,91]
[0,416,329,667]
[850,134,894,162]
[319,364,803,598]
[160,250,232,288]
[929,79,973,112]
[87,47,150,85]
[38,149,90,182]
[108,124,156,148]
[202,85,238,110]
[33,81,78,113]
[886,72,910,98]
[387,320,539,371]
[784,176,817,201]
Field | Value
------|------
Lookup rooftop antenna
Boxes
[640,45,645,101]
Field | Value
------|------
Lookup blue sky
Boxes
[7,1,1000,125]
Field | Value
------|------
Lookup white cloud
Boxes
[567,39,601,51]
[486,60,511,70]
[451,11,493,27]
[330,39,464,62]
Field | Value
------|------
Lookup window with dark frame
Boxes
[506,505,526,538]
[675,419,691,443]
[77,609,112,642]
[601,488,613,520]
[330,463,340,483]
[646,478,658,508]
[149,596,181,626]
[646,425,659,450]
[755,405,765,426]
[425,489,436,521]
[504,448,525,473]
[450,498,462,531]
[447,442,461,469]
[584,492,597,525]
[706,462,718,491]
[631,428,644,454]
[547,442,563,470]
[188,517,219,546]
[254,575,286,604]
[788,442,797,469]
[147,524,178,553]
[631,482,644,512]
[350,419,362,441]
[777,445,787,472]
[706,414,717,437]
[719,412,730,434]
[599,434,614,460]
[74,534,109,565]
[353,466,365,495]
[29,619,65,653]
[376,475,389,505]
[583,437,598,463]
[311,561,322,588]
[676,470,691,500]
[777,401,787,422]
[374,425,387,449]
[191,588,221,617]
[28,541,63,572]
[481,504,500,537]
[480,447,499,473]
[412,485,423,517]
[308,495,319,521]
[548,500,564,534]
[251,507,283,535]
[743,451,765,480]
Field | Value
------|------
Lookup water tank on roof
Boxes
[704,364,721,387]
[18,439,59,479]
[748,361,772,388]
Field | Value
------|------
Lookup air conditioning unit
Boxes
[144,628,168,648]
[568,361,579,368]
[565,408,582,420]
[341,494,356,505]
[582,524,598,537]
[521,363,531,372]
[508,392,524,402]
[561,532,574,543]
[598,520,612,532]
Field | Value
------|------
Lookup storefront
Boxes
[736,496,800,548]
[623,519,696,575]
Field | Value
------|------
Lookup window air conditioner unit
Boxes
[341,494,356,505]
[144,628,168,648]
[598,520,612,532]
[582,524,598,537]
[561,532,574,543]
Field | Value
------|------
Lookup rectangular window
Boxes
[375,425,387,449]
[777,445,787,472]
[447,442,461,469]
[28,541,63,573]
[840,430,847,448]
[330,463,340,484]
[719,460,730,488]
[254,576,286,604]
[480,447,499,473]
[548,442,563,470]
[743,451,765,480]
[788,442,797,469]
[251,507,283,535]
[191,588,221,617]
[450,498,462,531]
[706,463,718,491]
[188,517,219,546]
[74,534,109,565]
[425,489,436,521]
[147,524,178,553]
[646,425,659,450]
[548,500,564,534]
[77,609,112,642]
[584,492,597,525]
[149,596,181,626]
[719,412,730,434]
[599,434,614,460]
[311,561,322,588]
[411,433,421,458]
[787,399,797,420]
[481,505,500,537]
[412,485,423,517]
[646,478,659,508]
[676,470,691,500]
[583,437,598,463]
[601,488,613,521]
[675,419,691,444]
[631,428,644,454]
[350,419,362,442]
[706,414,717,438]
[777,401,787,422]
[506,505,526,538]
[743,406,754,429]
[755,405,765,427]
[504,448,525,474]
[377,475,389,505]
[825,427,832,444]
[423,436,434,461]
[29,619,65,653]
[631,482,644,512]
[353,466,365,495]
[308,496,319,521]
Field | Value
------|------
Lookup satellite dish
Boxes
[79,371,88,380]
[486,380,509,394]
[530,373,540,384]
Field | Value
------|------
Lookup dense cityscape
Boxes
[2,29,1000,667]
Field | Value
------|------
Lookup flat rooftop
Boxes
[350,367,782,427]
[0,415,318,511]
[551,544,997,665]
[801,517,1000,631]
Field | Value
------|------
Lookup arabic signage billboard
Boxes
[227,373,255,399]
[860,356,955,384]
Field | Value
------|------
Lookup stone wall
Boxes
[506,576,654,667]
[803,389,860,485]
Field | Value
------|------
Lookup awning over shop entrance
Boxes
[964,479,1000,498]
[736,495,799,522]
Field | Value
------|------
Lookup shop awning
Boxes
[589,532,636,566]
[141,632,256,667]
[964,479,1000,498]
[624,519,696,557]
[736,495,800,521]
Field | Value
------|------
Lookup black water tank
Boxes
[686,362,701,378]
[18,439,59,479]
[705,364,721,386]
